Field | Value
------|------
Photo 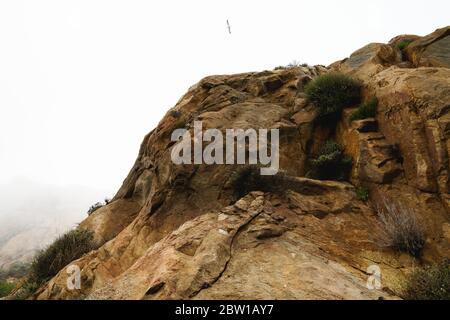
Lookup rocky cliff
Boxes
[34,27,450,300]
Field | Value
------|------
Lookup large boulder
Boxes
[332,43,401,82]
[405,26,450,68]
[79,199,142,244]
[388,34,421,48]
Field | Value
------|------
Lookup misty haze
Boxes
[0,0,449,307]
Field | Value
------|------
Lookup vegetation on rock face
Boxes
[274,60,309,70]
[306,140,352,181]
[375,196,425,257]
[349,97,378,122]
[169,110,182,118]
[10,229,97,299]
[11,229,98,299]
[228,166,297,200]
[305,72,361,121]
[396,39,413,51]
[356,187,370,201]
[0,281,16,298]
[402,260,450,300]
[0,262,30,298]
[87,198,111,216]
[87,202,103,215]
[12,281,40,300]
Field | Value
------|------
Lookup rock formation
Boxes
[33,27,450,300]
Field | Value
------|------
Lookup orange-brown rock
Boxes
[366,67,450,193]
[405,26,450,68]
[388,34,421,48]
[28,27,450,301]
[337,110,402,185]
[331,43,401,83]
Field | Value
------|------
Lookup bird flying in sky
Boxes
[227,19,231,34]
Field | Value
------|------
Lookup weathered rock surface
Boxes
[80,199,142,244]
[30,27,450,300]
[336,43,402,83]
[405,26,450,68]
[337,111,403,185]
[367,67,450,193]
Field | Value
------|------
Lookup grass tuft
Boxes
[375,196,425,257]
[349,97,378,122]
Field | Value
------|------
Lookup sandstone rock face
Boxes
[367,67,450,193]
[39,189,397,300]
[405,27,450,68]
[333,43,402,83]
[32,28,450,300]
[388,34,421,48]
[80,199,141,244]
[337,111,402,185]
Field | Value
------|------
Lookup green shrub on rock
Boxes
[13,229,98,299]
[228,166,299,200]
[307,140,352,181]
[305,72,361,121]
[396,39,413,51]
[349,97,378,122]
[0,281,16,298]
[402,260,450,300]
[356,187,370,201]
[29,229,97,284]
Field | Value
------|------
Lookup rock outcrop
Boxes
[405,26,450,68]
[32,27,450,300]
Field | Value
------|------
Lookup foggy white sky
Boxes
[0,0,448,194]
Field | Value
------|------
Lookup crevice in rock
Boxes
[145,282,165,296]
[189,208,265,298]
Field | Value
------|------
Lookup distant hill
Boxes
[0,178,108,269]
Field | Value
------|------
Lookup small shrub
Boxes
[228,166,297,200]
[29,229,97,285]
[349,97,378,122]
[356,187,370,201]
[229,166,261,200]
[305,72,361,120]
[307,140,352,181]
[396,40,413,51]
[0,262,30,299]
[402,260,450,300]
[87,198,111,216]
[0,281,15,298]
[274,61,308,70]
[87,202,104,215]
[12,281,40,300]
[10,230,97,300]
[169,110,182,119]
[287,60,301,68]
[375,196,425,257]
